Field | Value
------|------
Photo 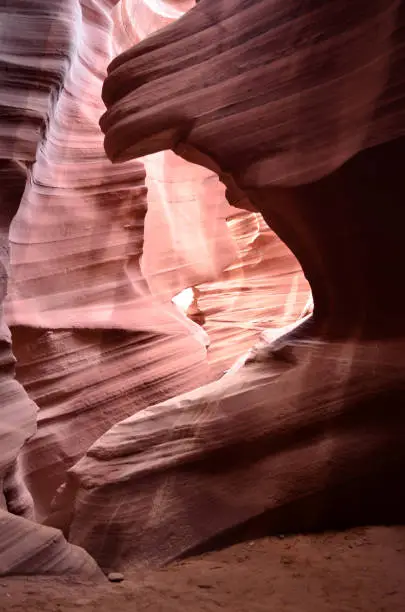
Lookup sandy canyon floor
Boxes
[1,526,404,611]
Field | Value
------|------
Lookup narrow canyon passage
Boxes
[0,0,404,589]
[0,0,310,575]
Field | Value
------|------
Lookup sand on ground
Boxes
[1,526,404,611]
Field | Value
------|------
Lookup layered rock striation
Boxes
[0,0,310,575]
[4,0,403,577]
[58,0,405,569]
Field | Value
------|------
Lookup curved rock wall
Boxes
[59,0,404,572]
[0,0,103,577]
[0,0,311,575]
[4,0,215,526]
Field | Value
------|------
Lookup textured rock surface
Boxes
[4,0,213,525]
[0,1,104,576]
[0,0,311,575]
[2,0,405,578]
[49,332,405,570]
[195,211,311,374]
[52,0,404,570]
[101,0,405,182]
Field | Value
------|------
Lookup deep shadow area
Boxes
[178,381,405,561]
[183,465,405,560]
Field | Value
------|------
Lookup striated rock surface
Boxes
[111,0,239,299]
[0,0,309,574]
[50,334,405,571]
[101,0,405,186]
[4,0,405,578]
[0,510,103,577]
[50,137,405,570]
[0,2,103,576]
[49,0,405,570]
[5,0,212,524]
[195,211,311,374]
[1,0,312,533]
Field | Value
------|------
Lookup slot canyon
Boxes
[0,0,404,610]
